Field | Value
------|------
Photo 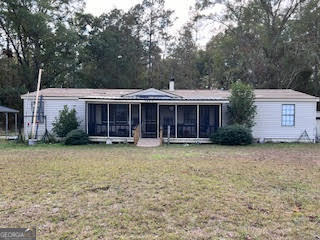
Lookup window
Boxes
[31,100,44,123]
[282,104,295,126]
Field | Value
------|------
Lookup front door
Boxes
[141,103,157,138]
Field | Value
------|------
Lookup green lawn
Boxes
[0,142,319,239]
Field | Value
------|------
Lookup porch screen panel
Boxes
[199,105,219,138]
[109,104,129,137]
[131,104,139,137]
[177,105,197,138]
[159,105,175,138]
[88,104,96,135]
[88,104,108,136]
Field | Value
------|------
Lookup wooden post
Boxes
[159,127,163,145]
[5,113,8,137]
[133,125,140,145]
[31,69,42,139]
[167,125,170,144]
[15,113,17,136]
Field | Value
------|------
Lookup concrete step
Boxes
[136,138,161,147]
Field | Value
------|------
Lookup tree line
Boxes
[0,0,319,113]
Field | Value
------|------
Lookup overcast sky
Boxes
[85,0,196,28]
[84,0,219,46]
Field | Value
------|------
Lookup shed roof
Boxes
[0,105,19,113]
[21,88,318,101]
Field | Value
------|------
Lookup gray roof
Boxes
[0,105,19,113]
[21,88,319,101]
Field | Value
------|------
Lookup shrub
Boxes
[64,129,89,145]
[211,124,253,145]
[52,105,79,137]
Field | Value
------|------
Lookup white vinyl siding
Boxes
[221,103,229,127]
[24,98,85,139]
[252,101,317,142]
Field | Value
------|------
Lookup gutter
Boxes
[79,98,229,104]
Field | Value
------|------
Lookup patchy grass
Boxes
[0,143,319,239]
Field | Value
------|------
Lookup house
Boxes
[21,80,319,143]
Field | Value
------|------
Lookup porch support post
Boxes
[175,105,177,138]
[139,103,142,137]
[15,113,18,136]
[107,104,110,137]
[5,113,8,137]
[197,104,199,139]
[219,104,222,127]
[129,103,131,137]
[86,102,88,134]
[157,103,159,138]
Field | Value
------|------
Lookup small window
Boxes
[282,104,295,126]
[31,100,45,123]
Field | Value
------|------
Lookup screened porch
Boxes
[87,103,221,141]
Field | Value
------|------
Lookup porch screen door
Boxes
[141,103,157,138]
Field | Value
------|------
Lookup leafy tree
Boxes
[196,0,318,93]
[0,0,84,116]
[0,56,26,110]
[228,81,256,128]
[52,105,79,137]
[139,0,174,87]
[0,0,84,89]
[0,0,319,117]
[167,23,201,89]
[291,0,320,98]
[204,32,244,89]
[76,10,146,88]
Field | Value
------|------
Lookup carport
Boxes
[0,105,19,139]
